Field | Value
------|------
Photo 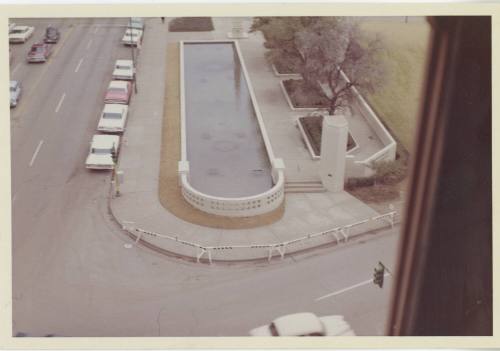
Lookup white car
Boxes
[112,59,135,81]
[128,17,145,31]
[97,104,129,133]
[85,134,120,170]
[9,25,34,43]
[121,28,143,47]
[249,312,356,337]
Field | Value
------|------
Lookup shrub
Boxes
[371,159,408,185]
[346,176,376,189]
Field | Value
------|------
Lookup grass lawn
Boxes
[360,19,431,152]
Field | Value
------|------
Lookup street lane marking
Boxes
[315,273,391,302]
[55,93,66,113]
[12,26,75,119]
[86,39,93,49]
[11,63,21,75]
[29,140,44,167]
[74,58,84,72]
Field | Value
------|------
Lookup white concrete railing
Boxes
[178,40,285,217]
[339,70,397,175]
[124,211,399,263]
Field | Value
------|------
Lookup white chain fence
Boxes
[120,211,400,263]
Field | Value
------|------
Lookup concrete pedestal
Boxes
[319,115,348,192]
[227,18,248,39]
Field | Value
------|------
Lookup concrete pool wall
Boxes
[178,40,285,217]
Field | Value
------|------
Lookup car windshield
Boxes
[103,112,122,119]
[12,28,26,34]
[269,323,279,337]
[116,65,131,70]
[10,86,16,92]
[92,148,111,155]
[108,87,126,94]
[46,28,56,35]
[31,46,45,53]
[125,32,138,37]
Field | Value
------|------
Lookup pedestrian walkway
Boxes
[109,17,398,262]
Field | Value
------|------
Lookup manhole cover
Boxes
[214,140,238,152]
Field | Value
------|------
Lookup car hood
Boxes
[28,51,45,57]
[98,118,125,130]
[249,325,271,336]
[122,35,139,42]
[86,153,114,166]
[113,68,133,77]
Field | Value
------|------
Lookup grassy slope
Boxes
[360,20,431,152]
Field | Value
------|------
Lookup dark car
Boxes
[44,26,60,43]
[27,42,52,63]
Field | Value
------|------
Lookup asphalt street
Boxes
[10,18,400,337]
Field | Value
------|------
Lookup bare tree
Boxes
[295,18,385,115]
[252,17,385,116]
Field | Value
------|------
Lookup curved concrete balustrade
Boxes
[179,40,285,217]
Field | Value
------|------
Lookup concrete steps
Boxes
[285,181,327,193]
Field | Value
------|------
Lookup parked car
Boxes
[97,104,129,133]
[128,17,145,31]
[104,80,132,104]
[44,26,60,43]
[27,42,52,63]
[121,28,143,47]
[10,80,21,108]
[9,25,34,43]
[85,134,120,170]
[112,59,135,81]
[249,312,356,337]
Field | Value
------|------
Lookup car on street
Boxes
[9,25,35,43]
[104,80,132,104]
[10,80,21,108]
[121,28,143,47]
[44,26,60,43]
[112,59,135,81]
[128,17,145,31]
[27,42,52,63]
[249,312,356,337]
[85,134,120,170]
[97,104,129,133]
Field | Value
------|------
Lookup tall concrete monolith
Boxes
[319,114,348,192]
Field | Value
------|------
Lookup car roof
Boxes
[273,313,324,336]
[13,25,30,30]
[108,80,129,89]
[103,104,127,113]
[91,134,120,149]
[115,59,133,66]
[124,28,142,34]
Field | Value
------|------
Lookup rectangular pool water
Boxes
[183,42,273,198]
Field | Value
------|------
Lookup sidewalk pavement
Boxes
[110,17,398,261]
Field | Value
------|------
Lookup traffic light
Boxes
[373,262,385,288]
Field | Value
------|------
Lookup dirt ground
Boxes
[157,43,284,229]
